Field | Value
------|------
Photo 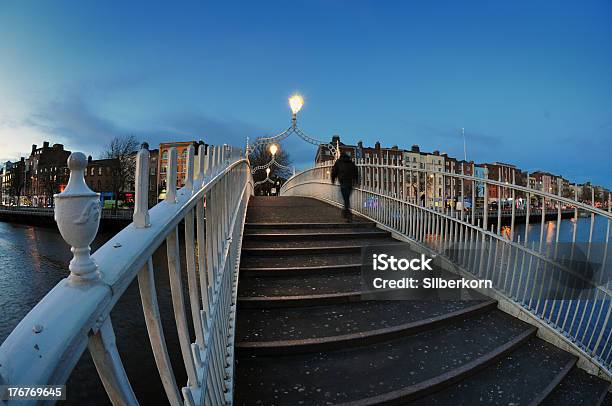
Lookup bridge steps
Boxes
[235,300,496,356]
[233,196,610,405]
[412,337,576,405]
[243,229,390,240]
[544,366,610,405]
[241,251,361,271]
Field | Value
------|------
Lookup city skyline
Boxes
[0,1,610,187]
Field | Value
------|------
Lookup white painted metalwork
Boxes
[253,176,276,187]
[282,158,612,376]
[0,144,252,405]
[247,96,338,157]
[250,154,293,175]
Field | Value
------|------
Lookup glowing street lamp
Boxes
[249,92,337,160]
[266,167,271,176]
[269,144,278,157]
[289,94,304,115]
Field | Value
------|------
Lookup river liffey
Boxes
[0,221,189,405]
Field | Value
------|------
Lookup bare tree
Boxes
[249,142,293,192]
[101,135,139,208]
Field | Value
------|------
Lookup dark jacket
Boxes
[331,155,359,186]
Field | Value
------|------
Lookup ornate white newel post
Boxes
[54,152,101,282]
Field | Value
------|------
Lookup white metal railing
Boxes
[0,143,253,405]
[281,157,612,375]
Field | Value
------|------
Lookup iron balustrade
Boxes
[0,143,253,405]
[281,156,612,377]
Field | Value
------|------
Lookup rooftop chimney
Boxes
[43,141,49,148]
[411,144,420,153]
[375,141,381,150]
[31,144,37,153]
[357,140,363,149]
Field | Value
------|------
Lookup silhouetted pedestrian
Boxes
[331,153,359,221]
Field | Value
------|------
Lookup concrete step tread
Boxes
[236,300,493,344]
[242,237,398,249]
[245,197,370,224]
[543,367,610,406]
[233,310,534,405]
[237,291,362,309]
[413,336,577,405]
[236,300,496,355]
[238,273,362,298]
[245,222,376,229]
[240,252,361,270]
[243,230,390,239]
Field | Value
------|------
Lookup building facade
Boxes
[480,162,518,203]
[442,154,474,207]
[84,156,120,206]
[157,141,206,201]
[402,145,445,208]
[27,142,71,207]
[314,135,358,164]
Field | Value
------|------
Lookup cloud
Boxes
[26,95,121,144]
[14,90,271,161]
[144,112,264,148]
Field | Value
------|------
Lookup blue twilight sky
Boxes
[0,1,610,186]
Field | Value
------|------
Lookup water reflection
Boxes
[0,222,190,405]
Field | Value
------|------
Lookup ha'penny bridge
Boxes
[1,95,611,405]
[0,141,611,405]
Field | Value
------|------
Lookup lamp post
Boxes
[248,93,337,157]
[269,143,278,157]
[251,143,293,175]
[289,94,304,127]
[461,127,467,162]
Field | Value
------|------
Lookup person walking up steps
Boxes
[331,152,359,222]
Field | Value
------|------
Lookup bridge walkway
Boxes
[233,196,609,405]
